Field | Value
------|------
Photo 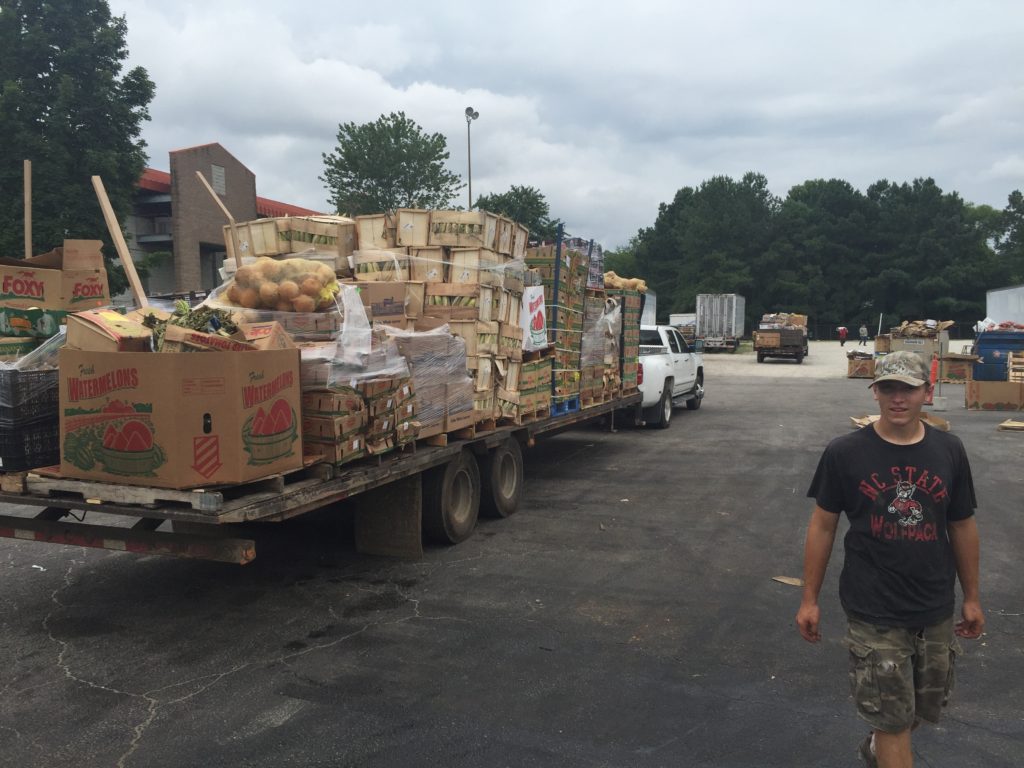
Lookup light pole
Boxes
[465,106,479,209]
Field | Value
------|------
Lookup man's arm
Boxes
[948,516,984,639]
[796,505,841,643]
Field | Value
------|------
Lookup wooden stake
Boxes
[194,170,243,267]
[91,175,149,308]
[23,160,31,259]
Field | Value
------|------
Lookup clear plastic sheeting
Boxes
[379,323,474,430]
[329,285,410,387]
[0,327,65,374]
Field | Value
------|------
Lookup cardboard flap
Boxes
[60,240,105,270]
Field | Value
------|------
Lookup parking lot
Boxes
[2,342,1021,767]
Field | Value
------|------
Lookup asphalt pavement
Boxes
[1,342,1021,767]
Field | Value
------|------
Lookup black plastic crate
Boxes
[0,417,59,472]
[0,368,59,423]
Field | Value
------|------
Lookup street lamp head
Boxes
[465,106,479,122]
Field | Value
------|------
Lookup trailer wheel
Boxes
[422,449,481,544]
[481,438,524,518]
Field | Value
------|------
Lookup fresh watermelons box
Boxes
[58,347,302,489]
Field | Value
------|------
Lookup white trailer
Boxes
[695,294,746,352]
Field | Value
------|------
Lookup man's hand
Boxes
[955,600,985,639]
[796,601,821,643]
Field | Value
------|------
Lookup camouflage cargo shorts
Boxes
[846,616,962,733]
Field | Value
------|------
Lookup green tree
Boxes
[632,172,779,319]
[996,190,1024,284]
[604,234,641,277]
[474,185,562,241]
[0,0,154,293]
[321,111,463,216]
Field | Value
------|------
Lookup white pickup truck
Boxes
[638,324,705,428]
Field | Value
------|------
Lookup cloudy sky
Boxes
[109,0,1023,250]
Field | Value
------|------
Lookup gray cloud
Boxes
[111,0,1024,249]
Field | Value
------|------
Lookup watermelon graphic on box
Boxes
[242,397,298,465]
[62,401,166,477]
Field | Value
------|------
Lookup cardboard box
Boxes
[66,310,153,353]
[59,348,302,488]
[302,412,366,441]
[161,324,255,353]
[889,332,947,362]
[304,435,364,464]
[965,380,1023,411]
[940,355,977,383]
[847,358,875,379]
[301,388,363,417]
[0,240,110,311]
[874,334,892,354]
[240,321,296,351]
[0,336,40,361]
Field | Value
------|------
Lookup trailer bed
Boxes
[0,393,641,563]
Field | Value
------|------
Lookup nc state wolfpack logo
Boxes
[888,480,923,527]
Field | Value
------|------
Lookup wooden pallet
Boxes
[21,463,333,513]
[1009,352,1024,383]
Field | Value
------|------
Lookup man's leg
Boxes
[873,728,912,768]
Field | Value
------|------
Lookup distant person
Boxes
[859,324,869,346]
[838,326,848,346]
[796,351,984,767]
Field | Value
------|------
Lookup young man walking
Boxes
[796,351,984,767]
[859,324,869,345]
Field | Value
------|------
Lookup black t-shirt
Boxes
[808,423,976,628]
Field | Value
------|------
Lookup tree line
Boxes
[605,173,1024,332]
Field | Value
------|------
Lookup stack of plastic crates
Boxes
[0,334,62,472]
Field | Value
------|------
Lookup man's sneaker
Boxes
[858,734,878,767]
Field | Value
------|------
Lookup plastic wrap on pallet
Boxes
[379,324,465,432]
[0,326,64,374]
[331,284,410,381]
[581,296,621,367]
[351,249,410,282]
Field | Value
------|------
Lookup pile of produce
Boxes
[224,257,340,312]
[140,301,241,351]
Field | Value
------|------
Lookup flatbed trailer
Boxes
[0,393,641,564]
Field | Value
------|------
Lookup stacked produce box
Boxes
[526,243,588,410]
[606,289,642,392]
[0,240,112,475]
[340,208,527,431]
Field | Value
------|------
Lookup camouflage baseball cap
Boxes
[871,350,929,388]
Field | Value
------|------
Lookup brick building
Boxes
[127,143,320,295]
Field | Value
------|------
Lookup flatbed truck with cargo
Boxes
[753,327,808,363]
[0,393,642,564]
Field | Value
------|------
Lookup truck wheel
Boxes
[480,438,523,518]
[644,381,673,429]
[686,374,703,410]
[757,351,765,363]
[795,353,804,364]
[422,449,481,544]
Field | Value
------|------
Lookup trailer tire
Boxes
[481,438,524,518]
[422,449,481,544]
